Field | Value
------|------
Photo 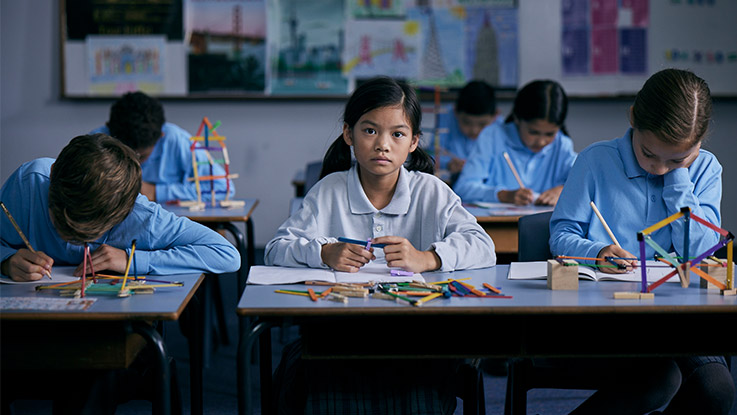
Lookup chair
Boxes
[506,209,593,415]
[517,210,554,262]
[303,160,323,195]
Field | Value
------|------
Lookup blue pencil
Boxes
[338,237,386,249]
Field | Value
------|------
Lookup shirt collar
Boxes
[618,128,646,178]
[347,164,411,215]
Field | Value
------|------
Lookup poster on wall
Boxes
[186,0,267,94]
[86,36,166,95]
[266,0,348,95]
[464,5,518,88]
[342,19,421,79]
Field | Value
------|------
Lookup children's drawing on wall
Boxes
[406,6,465,87]
[464,5,517,88]
[342,19,420,79]
[86,36,166,95]
[267,0,348,95]
[186,0,266,93]
[349,0,406,18]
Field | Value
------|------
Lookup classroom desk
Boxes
[0,273,205,415]
[235,265,737,415]
[465,205,553,256]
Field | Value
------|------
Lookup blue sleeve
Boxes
[554,136,578,186]
[663,154,722,257]
[0,168,28,263]
[453,131,500,202]
[549,155,608,264]
[119,198,240,275]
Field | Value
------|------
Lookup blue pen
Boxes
[338,237,386,249]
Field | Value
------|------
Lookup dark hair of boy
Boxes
[48,133,142,243]
[320,76,434,179]
[505,80,569,136]
[455,80,497,116]
[106,91,165,151]
[631,68,711,148]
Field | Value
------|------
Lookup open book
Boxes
[247,260,424,285]
[508,261,683,283]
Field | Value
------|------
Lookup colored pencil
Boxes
[338,237,386,249]
[483,282,502,295]
[1,201,52,280]
[414,292,442,306]
[307,288,318,302]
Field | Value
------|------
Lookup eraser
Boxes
[390,269,414,276]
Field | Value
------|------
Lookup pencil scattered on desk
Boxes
[0,201,53,280]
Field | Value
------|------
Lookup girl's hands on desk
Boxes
[74,244,128,276]
[535,185,563,206]
[1,248,54,281]
[597,245,637,274]
[372,236,441,273]
[321,242,375,272]
[498,188,535,206]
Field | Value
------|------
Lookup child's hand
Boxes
[535,185,564,206]
[597,245,637,274]
[1,249,53,281]
[447,157,466,174]
[321,242,375,272]
[372,236,441,273]
[74,244,128,276]
[141,181,156,201]
[497,188,535,205]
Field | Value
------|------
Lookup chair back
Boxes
[304,161,323,194]
[517,211,554,262]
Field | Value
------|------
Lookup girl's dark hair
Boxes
[631,68,712,148]
[107,91,165,151]
[455,80,497,115]
[320,76,434,178]
[505,80,569,136]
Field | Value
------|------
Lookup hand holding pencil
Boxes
[1,201,54,281]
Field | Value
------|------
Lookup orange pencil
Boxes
[321,287,333,298]
[307,288,318,302]
[483,282,502,295]
[457,280,486,297]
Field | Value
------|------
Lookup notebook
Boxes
[507,261,683,283]
[247,260,424,285]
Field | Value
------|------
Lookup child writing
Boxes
[550,69,734,414]
[90,91,235,203]
[1,133,240,281]
[454,79,577,206]
[265,76,496,413]
[433,80,500,185]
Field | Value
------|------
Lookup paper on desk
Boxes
[467,202,553,216]
[247,260,424,285]
[0,266,81,285]
[0,296,97,311]
[508,261,683,283]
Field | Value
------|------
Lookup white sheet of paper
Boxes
[246,266,335,285]
[334,260,424,283]
[0,266,81,285]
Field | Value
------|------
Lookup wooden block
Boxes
[547,259,578,290]
[638,292,654,299]
[614,291,654,299]
[721,288,737,297]
[372,292,397,301]
[326,293,348,303]
[676,262,690,288]
[700,258,727,290]
[220,200,246,208]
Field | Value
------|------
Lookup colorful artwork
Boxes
[342,19,420,79]
[464,5,517,88]
[349,0,406,18]
[186,0,266,92]
[86,36,166,95]
[406,6,465,87]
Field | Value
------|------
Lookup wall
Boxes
[2,1,736,248]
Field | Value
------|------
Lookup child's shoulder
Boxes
[19,158,54,178]
[161,122,194,142]
[406,170,458,196]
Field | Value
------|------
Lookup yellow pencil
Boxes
[503,152,525,189]
[0,201,52,280]
[414,292,442,306]
[119,240,137,292]
[589,201,621,248]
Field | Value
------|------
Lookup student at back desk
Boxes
[0,134,240,413]
[550,69,734,414]
[90,91,235,203]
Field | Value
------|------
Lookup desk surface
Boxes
[237,265,737,317]
[162,198,259,223]
[0,273,204,321]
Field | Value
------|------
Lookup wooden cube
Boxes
[547,259,579,290]
[700,258,727,290]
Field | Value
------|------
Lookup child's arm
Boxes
[1,249,54,281]
[663,153,722,257]
[371,236,441,273]
[453,136,503,202]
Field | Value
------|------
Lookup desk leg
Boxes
[130,322,171,415]
[184,289,205,415]
[238,319,274,415]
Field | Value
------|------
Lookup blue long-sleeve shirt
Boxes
[1,158,240,275]
[549,129,722,264]
[90,122,235,202]
[429,106,502,171]
[453,121,577,202]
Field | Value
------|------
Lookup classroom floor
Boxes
[9,250,737,414]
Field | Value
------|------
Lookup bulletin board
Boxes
[60,0,737,99]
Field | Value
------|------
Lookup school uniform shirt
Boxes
[0,158,240,275]
[431,106,502,171]
[453,121,577,202]
[90,122,235,202]
[265,164,496,272]
[549,129,722,265]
